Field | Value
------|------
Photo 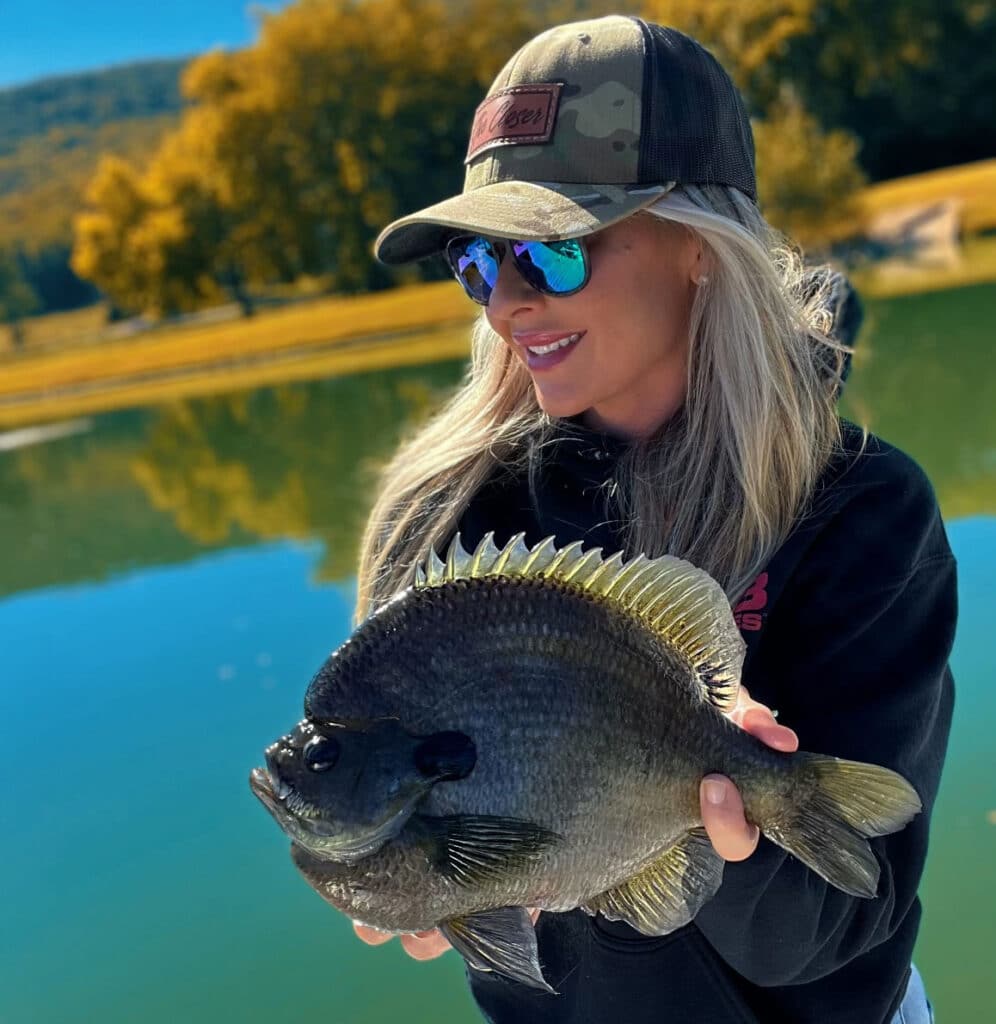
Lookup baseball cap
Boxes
[375,14,756,265]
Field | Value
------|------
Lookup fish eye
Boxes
[303,735,340,772]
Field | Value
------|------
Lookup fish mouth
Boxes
[249,766,415,863]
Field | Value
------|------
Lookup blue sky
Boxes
[0,0,294,89]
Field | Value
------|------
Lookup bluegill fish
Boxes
[250,533,920,992]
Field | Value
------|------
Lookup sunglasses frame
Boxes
[444,234,591,306]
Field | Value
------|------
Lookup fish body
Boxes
[251,534,921,991]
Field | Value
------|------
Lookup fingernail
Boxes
[703,780,726,805]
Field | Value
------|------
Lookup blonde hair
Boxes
[355,184,847,620]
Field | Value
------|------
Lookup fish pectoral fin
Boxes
[412,813,560,887]
[582,827,724,935]
[440,907,555,994]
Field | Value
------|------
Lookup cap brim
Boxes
[374,180,676,264]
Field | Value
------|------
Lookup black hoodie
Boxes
[455,418,955,1024]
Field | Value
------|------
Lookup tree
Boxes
[71,155,155,316]
[72,115,261,316]
[72,0,544,312]
[769,0,996,179]
[753,91,866,247]
[645,0,996,181]
[0,246,40,349]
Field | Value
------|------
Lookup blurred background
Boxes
[1,2,993,1022]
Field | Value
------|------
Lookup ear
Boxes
[687,235,712,287]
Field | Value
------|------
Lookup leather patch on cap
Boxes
[465,83,562,162]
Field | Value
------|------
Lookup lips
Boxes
[512,330,586,371]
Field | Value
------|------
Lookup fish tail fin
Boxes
[762,753,921,898]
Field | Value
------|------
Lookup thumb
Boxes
[700,774,760,862]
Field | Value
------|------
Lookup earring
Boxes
[696,275,710,286]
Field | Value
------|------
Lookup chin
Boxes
[533,384,588,420]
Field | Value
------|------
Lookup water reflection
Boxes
[0,363,463,597]
[841,281,996,518]
[0,283,992,598]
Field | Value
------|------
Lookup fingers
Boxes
[738,706,799,752]
[353,922,394,946]
[729,686,799,753]
[399,929,453,960]
[354,920,452,960]
[700,773,760,862]
[356,913,539,961]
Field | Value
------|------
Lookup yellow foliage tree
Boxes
[177,0,539,293]
[753,91,866,247]
[74,0,544,311]
[72,155,157,314]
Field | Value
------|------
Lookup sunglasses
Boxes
[444,234,590,306]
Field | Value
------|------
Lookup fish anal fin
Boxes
[413,814,561,887]
[583,828,724,935]
[440,906,555,993]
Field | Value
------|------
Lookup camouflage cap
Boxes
[375,15,756,264]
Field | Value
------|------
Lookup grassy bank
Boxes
[0,282,476,426]
[2,160,994,429]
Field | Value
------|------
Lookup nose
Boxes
[486,246,543,322]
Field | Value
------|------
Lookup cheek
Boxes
[484,309,504,339]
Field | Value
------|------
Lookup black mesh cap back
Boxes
[634,20,757,199]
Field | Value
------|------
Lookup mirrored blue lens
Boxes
[451,237,500,303]
[512,239,587,294]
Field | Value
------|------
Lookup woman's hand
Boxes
[353,923,453,961]
[700,686,799,861]
[354,909,542,962]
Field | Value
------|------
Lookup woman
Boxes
[352,16,953,1024]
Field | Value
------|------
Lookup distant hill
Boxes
[0,59,188,156]
[0,60,190,316]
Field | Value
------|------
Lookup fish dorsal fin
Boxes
[416,533,745,712]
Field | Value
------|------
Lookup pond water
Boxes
[1,282,993,1023]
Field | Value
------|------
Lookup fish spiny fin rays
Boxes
[416,534,745,712]
[440,907,554,993]
[582,828,725,935]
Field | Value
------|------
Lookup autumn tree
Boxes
[71,0,996,310]
[753,91,866,247]
[176,0,539,292]
[767,0,996,179]
[72,156,156,316]
[73,0,541,311]
[73,100,286,315]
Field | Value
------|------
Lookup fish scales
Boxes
[311,577,730,832]
[251,534,923,993]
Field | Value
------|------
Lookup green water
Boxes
[1,283,993,1023]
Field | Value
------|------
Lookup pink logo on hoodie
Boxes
[733,572,768,632]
